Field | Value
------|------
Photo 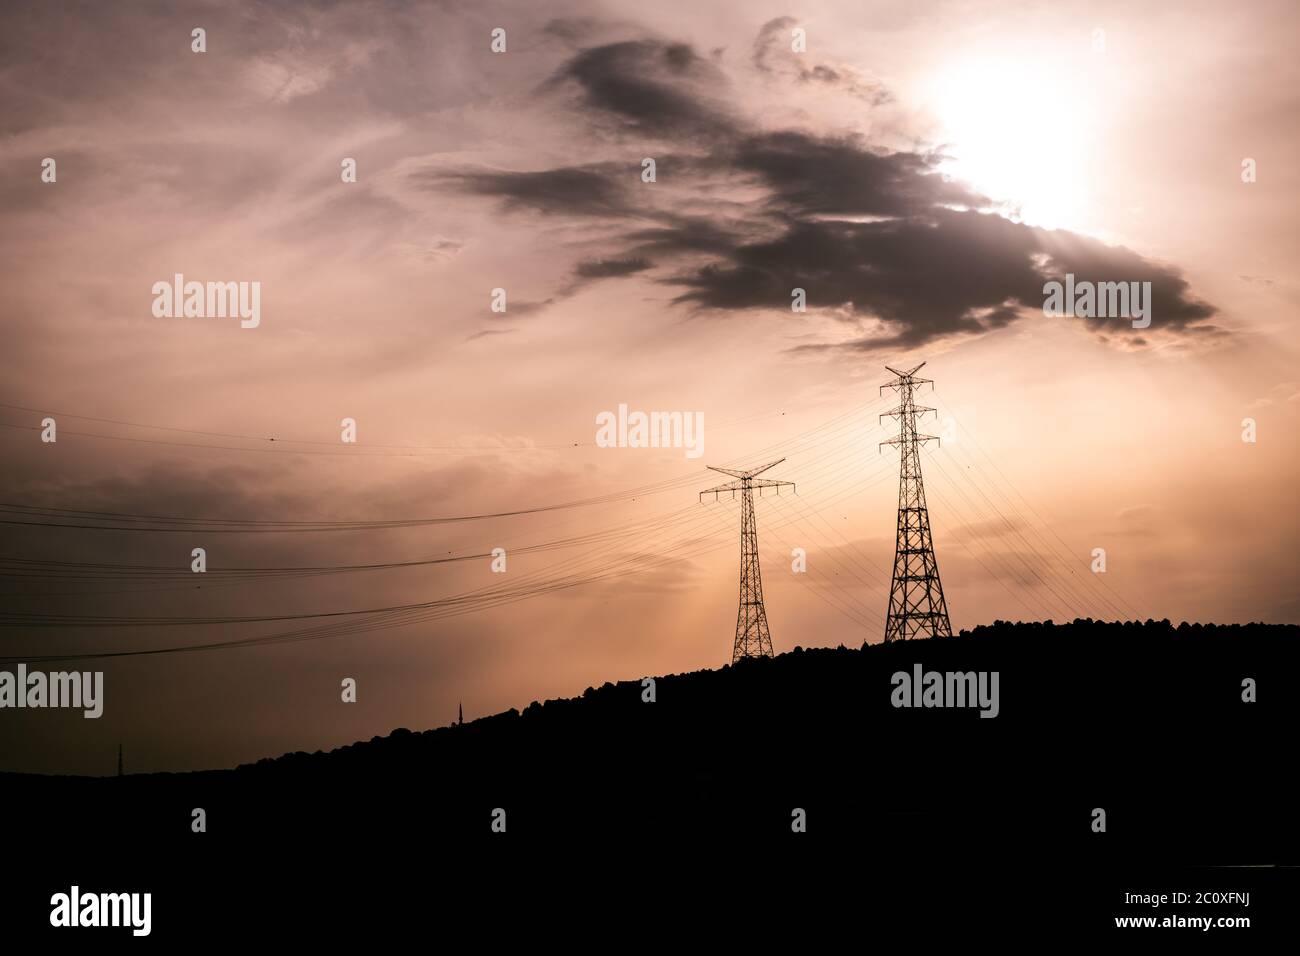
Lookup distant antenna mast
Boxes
[880,363,953,641]
[117,743,124,777]
[700,459,796,662]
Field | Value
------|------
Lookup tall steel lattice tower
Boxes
[880,363,953,641]
[700,459,796,662]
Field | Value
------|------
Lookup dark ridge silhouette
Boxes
[5,620,1296,865]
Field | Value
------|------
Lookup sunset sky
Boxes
[2,0,1296,775]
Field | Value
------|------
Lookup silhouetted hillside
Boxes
[5,619,1297,861]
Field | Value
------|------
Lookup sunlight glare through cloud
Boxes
[927,55,1099,231]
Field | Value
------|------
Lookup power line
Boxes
[0,404,892,658]
[0,401,883,533]
[929,388,1147,621]
[0,375,1153,670]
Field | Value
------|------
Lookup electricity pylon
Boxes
[880,363,952,641]
[700,459,796,662]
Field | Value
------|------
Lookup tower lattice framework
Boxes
[700,459,796,662]
[880,363,953,641]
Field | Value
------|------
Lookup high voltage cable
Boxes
[769,482,891,587]
[918,450,1111,621]
[920,442,1122,619]
[759,504,878,632]
[0,476,700,533]
[0,401,882,533]
[213,402,1103,657]
[764,487,889,600]
[0,496,710,597]
[928,389,1147,620]
[910,458,1060,620]
[922,449,1081,621]
[0,403,909,634]
[0,393,979,657]
[915,481,1047,621]
[756,507,879,631]
[0,505,705,582]
[0,403,1097,658]
[0,411,897,650]
[0,512,702,597]
[0,506,722,627]
[0,400,883,567]
[0,408,885,604]
[126,461,902,655]
[920,396,1140,620]
[921,451,1078,620]
[4,506,748,660]
[3,504,789,660]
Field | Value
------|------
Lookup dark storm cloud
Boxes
[729,131,986,217]
[549,39,736,136]
[434,24,1219,350]
[1034,230,1221,335]
[671,211,1048,347]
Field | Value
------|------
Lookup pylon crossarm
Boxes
[882,377,934,392]
[880,405,936,423]
[885,361,926,378]
[699,479,745,502]
[882,433,940,448]
[707,457,786,481]
[747,457,786,476]
[881,365,934,391]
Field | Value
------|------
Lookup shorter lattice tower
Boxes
[700,459,796,662]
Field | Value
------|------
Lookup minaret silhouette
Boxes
[117,743,123,777]
[458,701,463,726]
